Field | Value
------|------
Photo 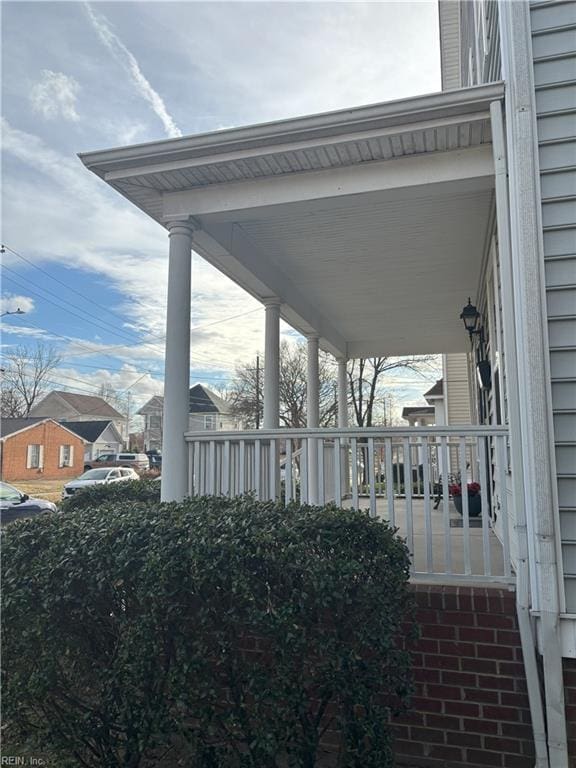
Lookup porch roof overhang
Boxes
[80,82,504,359]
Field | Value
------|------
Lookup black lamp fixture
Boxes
[460,298,482,340]
[459,298,491,390]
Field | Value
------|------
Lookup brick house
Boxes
[0,418,85,482]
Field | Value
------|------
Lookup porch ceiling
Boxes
[80,83,503,358]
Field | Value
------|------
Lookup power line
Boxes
[2,244,264,354]
[1,265,149,346]
[2,243,155,328]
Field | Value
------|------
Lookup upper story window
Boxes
[204,414,217,430]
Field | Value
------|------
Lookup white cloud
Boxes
[0,293,35,315]
[84,3,182,139]
[30,70,81,122]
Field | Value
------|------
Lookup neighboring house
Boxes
[0,418,85,481]
[138,385,238,451]
[137,395,163,452]
[29,391,127,444]
[423,378,445,425]
[401,406,435,427]
[63,420,124,463]
[80,2,576,764]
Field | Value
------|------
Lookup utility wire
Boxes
[1,265,149,346]
[2,244,263,355]
[1,243,155,327]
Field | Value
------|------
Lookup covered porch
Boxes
[80,81,514,584]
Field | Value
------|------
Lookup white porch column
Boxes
[337,357,348,429]
[161,220,194,503]
[263,298,281,429]
[337,357,350,498]
[307,334,320,504]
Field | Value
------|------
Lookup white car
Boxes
[62,467,139,499]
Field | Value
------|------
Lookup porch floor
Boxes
[343,497,510,584]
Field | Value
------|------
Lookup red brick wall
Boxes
[393,584,536,768]
[1,421,84,482]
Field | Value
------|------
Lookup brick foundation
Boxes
[393,584,536,768]
[565,657,576,765]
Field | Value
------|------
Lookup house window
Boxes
[26,444,43,469]
[204,414,217,430]
[59,444,74,467]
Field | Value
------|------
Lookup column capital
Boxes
[336,356,348,365]
[306,332,320,342]
[262,296,282,309]
[166,219,196,238]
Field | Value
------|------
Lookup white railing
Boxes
[184,426,514,585]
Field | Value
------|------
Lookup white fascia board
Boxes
[78,83,503,177]
[163,145,494,220]
[191,225,347,357]
[103,112,491,183]
[348,336,469,358]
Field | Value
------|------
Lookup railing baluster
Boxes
[300,440,308,504]
[187,442,194,496]
[351,438,359,508]
[208,441,216,496]
[403,437,414,572]
[269,439,277,501]
[222,440,231,497]
[285,439,293,505]
[479,436,492,576]
[239,440,245,495]
[368,437,376,517]
[318,439,325,505]
[423,437,433,572]
[497,435,512,578]
[385,438,395,527]
[441,437,452,575]
[334,437,342,507]
[459,437,471,575]
[254,440,261,501]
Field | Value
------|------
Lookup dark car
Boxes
[0,481,57,526]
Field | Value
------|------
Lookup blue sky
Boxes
[1,0,441,418]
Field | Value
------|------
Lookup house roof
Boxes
[189,385,231,414]
[80,84,503,359]
[137,386,231,415]
[52,391,124,419]
[62,420,122,443]
[1,417,45,438]
[0,418,87,442]
[137,395,164,416]
[424,379,444,400]
[402,406,435,421]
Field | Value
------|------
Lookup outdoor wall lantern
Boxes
[460,298,482,339]
[460,298,491,390]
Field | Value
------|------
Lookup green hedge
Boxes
[59,477,161,512]
[2,495,416,768]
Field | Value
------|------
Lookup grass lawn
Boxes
[8,478,67,503]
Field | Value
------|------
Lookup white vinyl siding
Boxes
[444,353,472,425]
[530,0,576,611]
[26,444,43,469]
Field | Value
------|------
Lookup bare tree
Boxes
[348,356,438,427]
[229,341,337,429]
[1,343,61,416]
[0,384,24,418]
